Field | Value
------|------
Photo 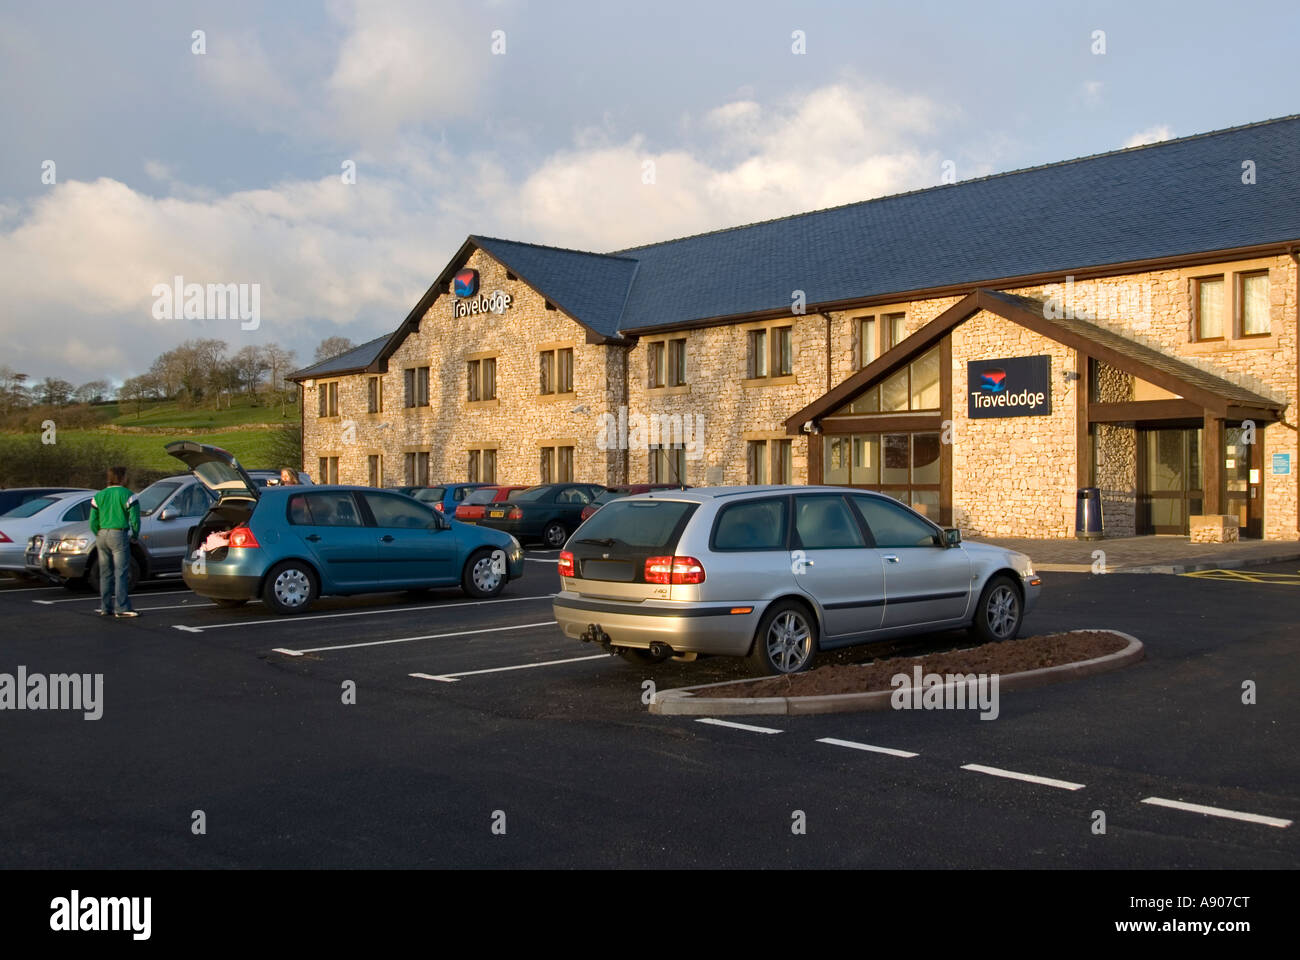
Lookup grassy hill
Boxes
[102,394,298,430]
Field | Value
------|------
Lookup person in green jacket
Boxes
[89,466,141,618]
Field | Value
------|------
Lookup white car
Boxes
[0,491,96,574]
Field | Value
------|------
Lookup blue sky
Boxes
[2,0,1297,383]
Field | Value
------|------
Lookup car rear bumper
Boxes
[0,545,29,571]
[182,562,265,600]
[553,591,761,657]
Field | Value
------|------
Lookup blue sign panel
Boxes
[967,355,1052,419]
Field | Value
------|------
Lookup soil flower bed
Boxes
[700,630,1128,699]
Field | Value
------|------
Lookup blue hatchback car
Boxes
[168,442,525,614]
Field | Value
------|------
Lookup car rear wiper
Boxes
[575,537,618,547]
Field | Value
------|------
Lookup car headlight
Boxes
[507,536,523,561]
[61,537,91,554]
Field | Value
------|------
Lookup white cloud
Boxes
[0,77,948,380]
[1123,125,1173,148]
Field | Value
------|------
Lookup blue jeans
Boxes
[96,529,132,613]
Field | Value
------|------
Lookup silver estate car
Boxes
[553,486,1041,675]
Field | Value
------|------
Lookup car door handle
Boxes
[305,534,321,542]
[882,554,900,563]
[380,535,394,542]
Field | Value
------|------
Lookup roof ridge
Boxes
[472,234,640,263]
[608,113,1300,254]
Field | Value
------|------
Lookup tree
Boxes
[0,366,29,415]
[36,377,74,407]
[262,344,297,418]
[72,379,111,404]
[231,345,270,397]
[314,336,355,363]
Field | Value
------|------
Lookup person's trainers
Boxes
[115,610,139,619]
[96,608,112,616]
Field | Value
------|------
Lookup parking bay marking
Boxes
[273,620,558,656]
[174,593,555,633]
[411,652,610,682]
[960,763,1085,791]
[36,588,194,605]
[818,737,918,758]
[1140,796,1292,828]
[694,718,783,735]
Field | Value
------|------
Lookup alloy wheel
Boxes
[985,584,1019,640]
[766,611,813,673]
[273,568,311,608]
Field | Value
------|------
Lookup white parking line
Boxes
[695,718,783,735]
[411,653,609,682]
[960,763,1085,791]
[1141,797,1292,828]
[174,593,555,633]
[273,620,557,656]
[817,737,918,758]
[35,589,193,605]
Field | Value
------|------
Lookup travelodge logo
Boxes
[453,268,479,298]
[967,356,1051,419]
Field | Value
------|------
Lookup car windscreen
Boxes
[464,488,499,505]
[573,499,698,550]
[512,486,551,502]
[136,481,181,516]
[1,496,58,518]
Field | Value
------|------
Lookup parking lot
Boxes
[1,552,1297,868]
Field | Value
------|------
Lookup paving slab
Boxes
[975,534,1300,574]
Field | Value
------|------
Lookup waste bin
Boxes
[1075,487,1103,540]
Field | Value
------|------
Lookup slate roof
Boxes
[288,334,390,380]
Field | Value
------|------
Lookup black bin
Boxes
[1075,487,1103,540]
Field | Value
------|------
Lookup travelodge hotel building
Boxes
[290,116,1300,541]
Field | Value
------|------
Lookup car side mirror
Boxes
[158,508,173,521]
[943,527,961,547]
[428,515,448,531]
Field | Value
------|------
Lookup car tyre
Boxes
[970,574,1022,644]
[541,521,568,548]
[462,547,507,599]
[262,560,318,614]
[750,600,818,675]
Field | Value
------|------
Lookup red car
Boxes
[454,485,530,523]
[579,483,690,522]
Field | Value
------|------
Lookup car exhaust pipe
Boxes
[648,641,672,659]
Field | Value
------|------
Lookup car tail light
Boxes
[507,506,523,520]
[228,526,260,548]
[558,551,575,577]
[434,502,444,512]
[0,531,10,544]
[645,555,705,585]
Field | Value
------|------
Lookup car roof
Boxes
[619,485,896,503]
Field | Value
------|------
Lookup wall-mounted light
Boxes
[1062,370,1080,382]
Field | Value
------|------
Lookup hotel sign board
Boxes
[967,355,1052,419]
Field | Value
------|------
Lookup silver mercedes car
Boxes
[553,486,1041,675]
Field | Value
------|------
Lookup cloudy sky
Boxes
[2,0,1297,385]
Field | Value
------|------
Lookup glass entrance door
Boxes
[1224,426,1264,538]
[1138,428,1203,534]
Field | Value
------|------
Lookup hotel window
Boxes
[1194,277,1225,341]
[467,448,497,483]
[773,327,793,376]
[746,440,768,484]
[468,357,496,402]
[317,381,338,418]
[649,444,686,485]
[823,431,941,520]
[747,330,768,378]
[367,454,381,488]
[832,347,941,415]
[886,313,906,348]
[404,451,430,486]
[858,316,878,368]
[540,445,574,483]
[317,457,339,484]
[772,439,793,484]
[668,338,686,385]
[649,339,687,387]
[403,367,429,408]
[649,341,666,387]
[1238,271,1270,336]
[540,348,574,395]
[367,377,382,414]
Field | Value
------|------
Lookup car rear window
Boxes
[574,499,698,550]
[2,496,58,518]
[464,488,499,505]
[712,498,788,551]
[411,487,446,503]
[513,486,550,502]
